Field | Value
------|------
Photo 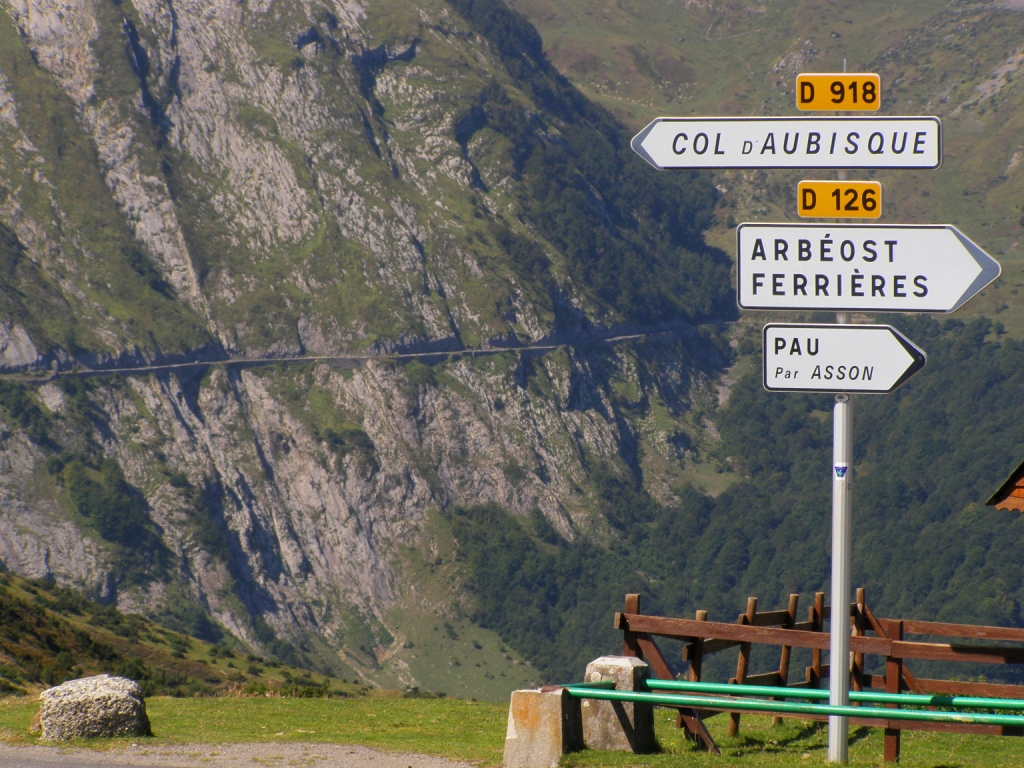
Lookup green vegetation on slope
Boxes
[509,0,1024,334]
[449,0,733,325]
[0,372,335,672]
[0,571,362,698]
[0,12,212,358]
[0,0,734,363]
[446,318,1024,684]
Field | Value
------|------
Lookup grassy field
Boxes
[2,695,1024,767]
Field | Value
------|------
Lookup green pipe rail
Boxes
[645,679,1024,712]
[562,686,1024,728]
[549,681,617,690]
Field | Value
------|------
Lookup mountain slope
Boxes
[0,0,731,694]
[508,0,1024,333]
[0,570,364,698]
[1,0,1021,700]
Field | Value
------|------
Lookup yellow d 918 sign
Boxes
[796,73,881,111]
[798,180,882,218]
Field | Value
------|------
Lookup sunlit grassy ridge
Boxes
[0,572,361,699]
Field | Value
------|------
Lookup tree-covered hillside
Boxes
[447,317,1024,682]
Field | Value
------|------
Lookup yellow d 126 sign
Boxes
[798,180,882,218]
[796,73,881,111]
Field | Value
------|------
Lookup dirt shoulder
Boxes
[0,742,479,768]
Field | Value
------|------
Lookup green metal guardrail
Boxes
[562,686,1024,728]
[645,679,1024,711]
[547,681,617,690]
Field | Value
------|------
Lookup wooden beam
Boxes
[683,638,740,659]
[852,589,866,693]
[870,613,925,695]
[677,711,721,756]
[740,671,783,686]
[743,609,794,627]
[890,641,1024,665]
[862,602,889,638]
[866,675,1024,700]
[807,663,830,680]
[636,634,673,681]
[900,619,1024,643]
[819,602,858,622]
[619,613,1024,664]
[810,592,824,687]
[754,710,1020,735]
[617,613,892,655]
[673,610,720,755]
[686,610,707,683]
[775,593,800,726]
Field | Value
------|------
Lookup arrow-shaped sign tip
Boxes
[949,228,1001,313]
[890,328,927,392]
[630,120,662,170]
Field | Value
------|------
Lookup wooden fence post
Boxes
[678,610,708,733]
[729,597,758,736]
[853,588,867,692]
[809,592,825,686]
[773,593,800,726]
[883,619,904,763]
[622,594,642,658]
[688,610,707,682]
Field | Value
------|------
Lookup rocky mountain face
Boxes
[0,0,730,688]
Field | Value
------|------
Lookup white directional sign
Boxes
[737,223,1000,313]
[764,324,926,394]
[631,117,941,169]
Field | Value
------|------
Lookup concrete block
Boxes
[581,656,656,753]
[503,688,582,768]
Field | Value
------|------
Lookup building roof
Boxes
[986,458,1024,512]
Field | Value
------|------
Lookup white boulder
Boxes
[38,675,151,741]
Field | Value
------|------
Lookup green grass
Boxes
[3,698,1024,767]
[0,696,507,764]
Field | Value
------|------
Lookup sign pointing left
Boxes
[764,324,926,394]
[630,116,941,169]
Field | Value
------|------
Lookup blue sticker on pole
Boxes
[835,465,848,478]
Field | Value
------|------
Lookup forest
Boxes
[446,316,1024,682]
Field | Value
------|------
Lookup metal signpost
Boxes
[630,68,1000,764]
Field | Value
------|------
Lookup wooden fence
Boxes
[615,590,1024,761]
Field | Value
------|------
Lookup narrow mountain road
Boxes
[3,321,732,384]
[0,743,477,768]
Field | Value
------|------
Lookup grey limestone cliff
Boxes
[0,0,725,687]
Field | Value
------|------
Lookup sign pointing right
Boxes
[764,324,926,394]
[737,223,1001,313]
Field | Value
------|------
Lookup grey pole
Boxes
[829,55,853,765]
[828,391,853,763]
